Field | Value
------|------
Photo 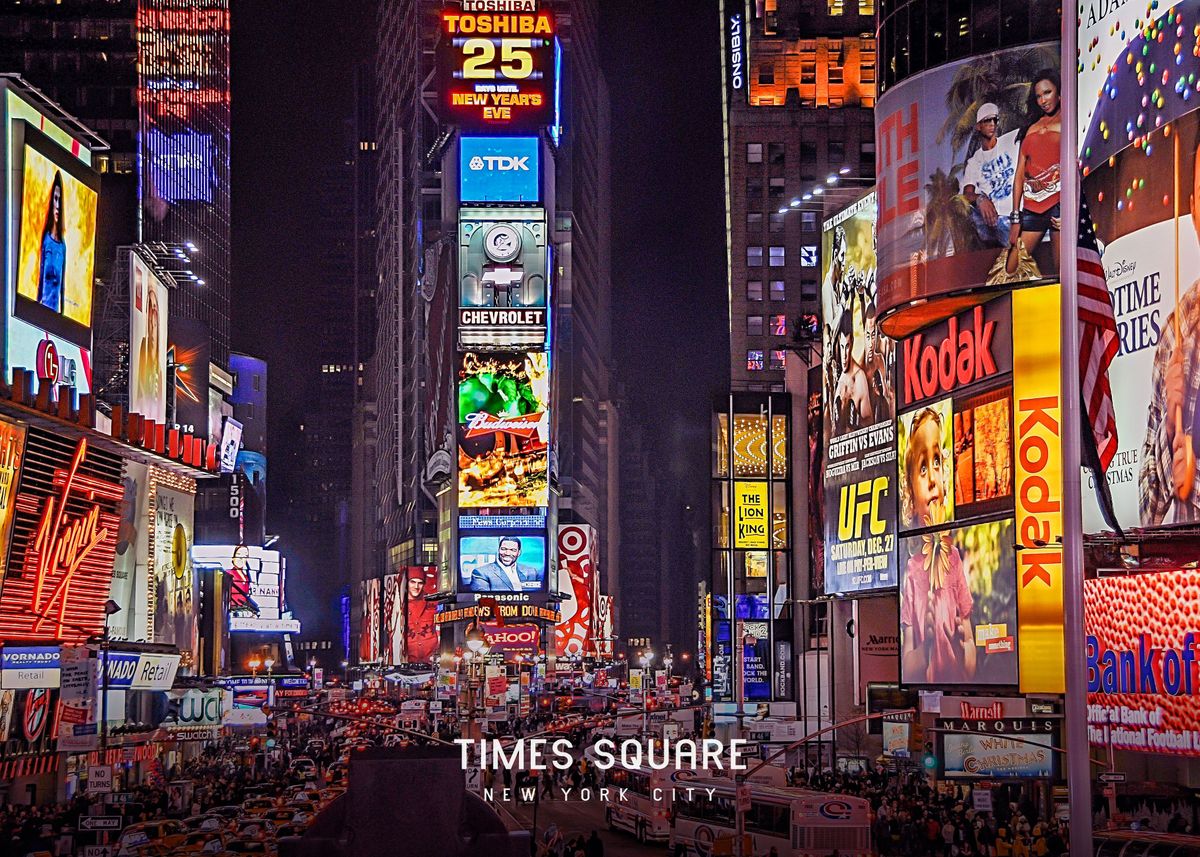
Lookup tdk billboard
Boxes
[460,137,540,204]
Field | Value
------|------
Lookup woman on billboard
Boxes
[136,282,163,413]
[36,171,67,313]
[1006,70,1062,278]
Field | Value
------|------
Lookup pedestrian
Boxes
[584,830,604,857]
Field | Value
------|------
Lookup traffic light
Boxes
[922,742,937,772]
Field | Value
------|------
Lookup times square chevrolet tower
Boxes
[356,0,613,697]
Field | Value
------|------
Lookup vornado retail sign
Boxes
[1,646,61,689]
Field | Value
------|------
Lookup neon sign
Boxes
[0,437,124,641]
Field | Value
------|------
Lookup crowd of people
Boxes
[1,734,320,857]
[791,768,1070,857]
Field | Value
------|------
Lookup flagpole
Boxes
[1060,10,1094,855]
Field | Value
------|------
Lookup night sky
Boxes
[230,1,728,628]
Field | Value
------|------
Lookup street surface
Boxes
[504,795,658,857]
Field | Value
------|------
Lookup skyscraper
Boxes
[0,0,233,367]
[720,0,876,391]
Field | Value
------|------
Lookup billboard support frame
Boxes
[1060,15,1092,854]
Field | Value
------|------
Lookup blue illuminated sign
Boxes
[460,137,540,204]
[147,128,215,204]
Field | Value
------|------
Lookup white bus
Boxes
[588,752,676,845]
[669,779,873,857]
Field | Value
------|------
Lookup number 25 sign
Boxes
[437,9,557,131]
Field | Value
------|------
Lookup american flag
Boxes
[1077,195,1120,472]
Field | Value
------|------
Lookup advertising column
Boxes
[435,1,561,658]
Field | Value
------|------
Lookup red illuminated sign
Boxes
[36,340,59,384]
[437,10,557,131]
[484,623,540,652]
[0,437,124,642]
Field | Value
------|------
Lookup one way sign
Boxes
[79,816,122,832]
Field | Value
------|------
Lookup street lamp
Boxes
[639,650,654,736]
[340,660,349,683]
[248,655,262,678]
[264,657,275,677]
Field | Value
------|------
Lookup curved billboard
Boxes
[874,42,1061,336]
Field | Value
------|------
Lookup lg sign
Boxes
[460,137,540,203]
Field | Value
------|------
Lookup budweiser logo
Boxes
[463,412,545,438]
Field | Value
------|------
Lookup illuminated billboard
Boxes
[938,721,1056,779]
[1012,284,1064,694]
[458,533,546,594]
[382,572,404,667]
[460,136,540,203]
[820,192,898,593]
[151,485,197,664]
[404,566,439,663]
[130,251,169,423]
[1086,569,1200,757]
[168,317,210,437]
[436,9,557,132]
[554,525,597,657]
[193,545,299,634]
[874,42,1060,336]
[1077,2,1200,532]
[899,518,1019,686]
[458,209,548,349]
[4,87,101,396]
[457,351,550,508]
[0,434,124,643]
[360,578,381,662]
[0,418,26,601]
[14,129,99,345]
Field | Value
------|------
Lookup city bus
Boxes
[587,751,676,845]
[669,778,873,857]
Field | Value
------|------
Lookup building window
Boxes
[769,212,786,234]
[747,142,763,163]
[860,141,876,173]
[747,280,764,301]
[802,276,819,301]
[770,350,787,371]
[859,0,874,13]
[861,59,876,83]
[746,175,764,200]
[829,65,844,84]
[747,212,763,232]
[768,142,786,166]
[800,61,817,85]
[770,280,786,301]
[769,246,786,267]
[768,178,787,202]
[747,350,765,371]
[801,211,817,232]
[828,0,844,15]
[747,315,765,336]
[829,141,845,167]
[770,315,788,336]
[758,63,775,85]
[800,246,818,267]
[747,246,764,267]
[800,141,817,180]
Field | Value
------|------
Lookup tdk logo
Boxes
[469,155,530,172]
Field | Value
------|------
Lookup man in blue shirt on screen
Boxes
[471,537,539,592]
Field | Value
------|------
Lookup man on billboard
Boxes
[962,103,1020,249]
[470,537,540,592]
[405,568,439,662]
[1142,137,1200,525]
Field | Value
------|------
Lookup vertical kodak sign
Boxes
[1012,285,1064,693]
